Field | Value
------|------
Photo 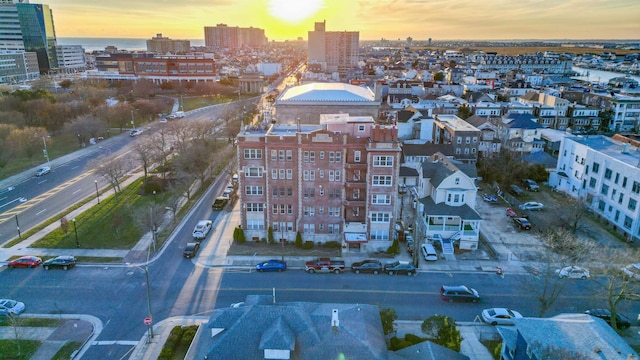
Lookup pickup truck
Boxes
[305,258,346,274]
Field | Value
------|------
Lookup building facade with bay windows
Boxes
[235,114,401,253]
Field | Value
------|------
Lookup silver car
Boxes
[621,263,640,280]
[556,266,590,279]
[0,299,25,316]
[481,308,523,326]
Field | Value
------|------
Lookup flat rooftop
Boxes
[572,135,640,167]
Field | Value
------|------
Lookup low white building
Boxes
[555,135,640,241]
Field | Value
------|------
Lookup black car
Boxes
[183,242,200,258]
[440,285,481,303]
[513,217,531,230]
[351,260,382,274]
[43,256,76,270]
[384,261,416,276]
[510,184,525,196]
[585,309,631,329]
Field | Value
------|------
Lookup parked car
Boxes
[7,256,42,268]
[621,263,640,280]
[43,256,76,270]
[212,196,228,210]
[513,217,532,230]
[585,308,631,329]
[421,244,438,261]
[351,260,382,274]
[0,299,25,316]
[192,220,212,240]
[481,308,523,325]
[505,208,518,218]
[523,179,540,191]
[256,259,287,272]
[384,261,416,276]
[183,242,200,258]
[35,166,51,177]
[556,266,590,279]
[440,285,480,303]
[129,129,142,137]
[519,201,544,211]
[510,184,525,196]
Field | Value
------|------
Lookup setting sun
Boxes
[267,0,324,23]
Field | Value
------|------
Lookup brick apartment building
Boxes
[236,114,401,252]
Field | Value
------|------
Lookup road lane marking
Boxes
[35,209,46,216]
[73,189,81,195]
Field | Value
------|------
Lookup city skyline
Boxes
[44,0,639,42]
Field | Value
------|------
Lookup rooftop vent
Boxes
[622,143,631,154]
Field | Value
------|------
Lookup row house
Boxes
[609,95,640,132]
[465,115,501,157]
[476,54,572,74]
[518,91,571,130]
[554,135,640,241]
[433,114,481,163]
[569,104,601,133]
[499,113,545,154]
[236,114,402,253]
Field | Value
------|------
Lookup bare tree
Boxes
[168,121,196,156]
[519,251,570,317]
[134,203,165,250]
[552,196,590,234]
[150,128,172,179]
[64,115,104,145]
[91,155,131,195]
[131,138,158,181]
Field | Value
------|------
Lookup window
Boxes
[629,198,637,211]
[328,224,339,234]
[279,150,285,161]
[615,173,620,184]
[319,207,324,214]
[329,151,335,162]
[319,188,324,196]
[303,224,315,234]
[457,136,462,144]
[286,150,292,161]
[303,207,310,216]
[286,169,293,179]
[592,162,600,173]
[329,207,340,217]
[624,216,633,229]
[279,169,285,179]
[287,204,292,214]
[287,188,292,197]
[358,124,366,132]
[354,151,361,162]
[280,187,285,196]
[353,189,360,199]
[604,168,612,180]
[633,181,640,194]
[246,220,264,230]
[373,175,392,186]
[454,177,460,185]
[601,184,609,196]
[589,177,596,188]
[244,149,262,159]
[245,167,263,177]
[273,204,279,214]
[353,207,360,216]
[335,170,341,181]
[319,224,324,231]
[371,212,391,222]
[336,152,341,162]
[622,177,627,188]
[319,151,325,160]
[373,156,393,167]
[619,193,624,204]
[271,150,277,161]
[303,170,309,181]
[372,194,391,204]
[472,137,478,143]
[303,151,309,162]
[370,230,389,240]
[271,169,278,179]
[246,203,264,212]
[310,170,315,180]
[245,186,263,195]
[465,137,470,144]
[329,171,334,181]
[303,188,315,199]
[455,148,461,154]
[310,151,315,162]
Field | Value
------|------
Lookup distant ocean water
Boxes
[57,37,205,52]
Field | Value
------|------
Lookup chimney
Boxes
[331,309,339,329]
[622,143,630,154]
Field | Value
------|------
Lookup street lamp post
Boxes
[95,180,100,204]
[15,215,21,239]
[72,218,79,248]
[130,109,136,130]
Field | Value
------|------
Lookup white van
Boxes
[421,243,438,261]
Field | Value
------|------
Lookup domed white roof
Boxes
[278,83,376,103]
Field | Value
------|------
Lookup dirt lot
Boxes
[476,183,635,262]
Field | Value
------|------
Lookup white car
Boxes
[129,129,143,137]
[0,299,25,316]
[192,220,212,240]
[35,166,51,177]
[556,266,590,279]
[621,263,640,280]
[519,201,544,211]
[481,308,523,326]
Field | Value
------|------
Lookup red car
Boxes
[505,208,518,218]
[7,256,42,268]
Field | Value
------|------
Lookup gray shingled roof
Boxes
[503,113,542,129]
[419,197,483,220]
[402,143,455,157]
[392,340,470,359]
[203,298,388,360]
[508,314,638,359]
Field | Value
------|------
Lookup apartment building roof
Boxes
[570,135,640,167]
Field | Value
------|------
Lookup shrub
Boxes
[295,231,303,248]
[181,325,198,346]
[404,333,424,344]
[386,239,399,255]
[324,241,341,248]
[379,307,397,335]
[421,315,462,352]
[389,336,401,350]
[260,237,267,244]
[302,241,314,249]
[157,347,173,360]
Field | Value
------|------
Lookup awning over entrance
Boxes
[344,233,367,243]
